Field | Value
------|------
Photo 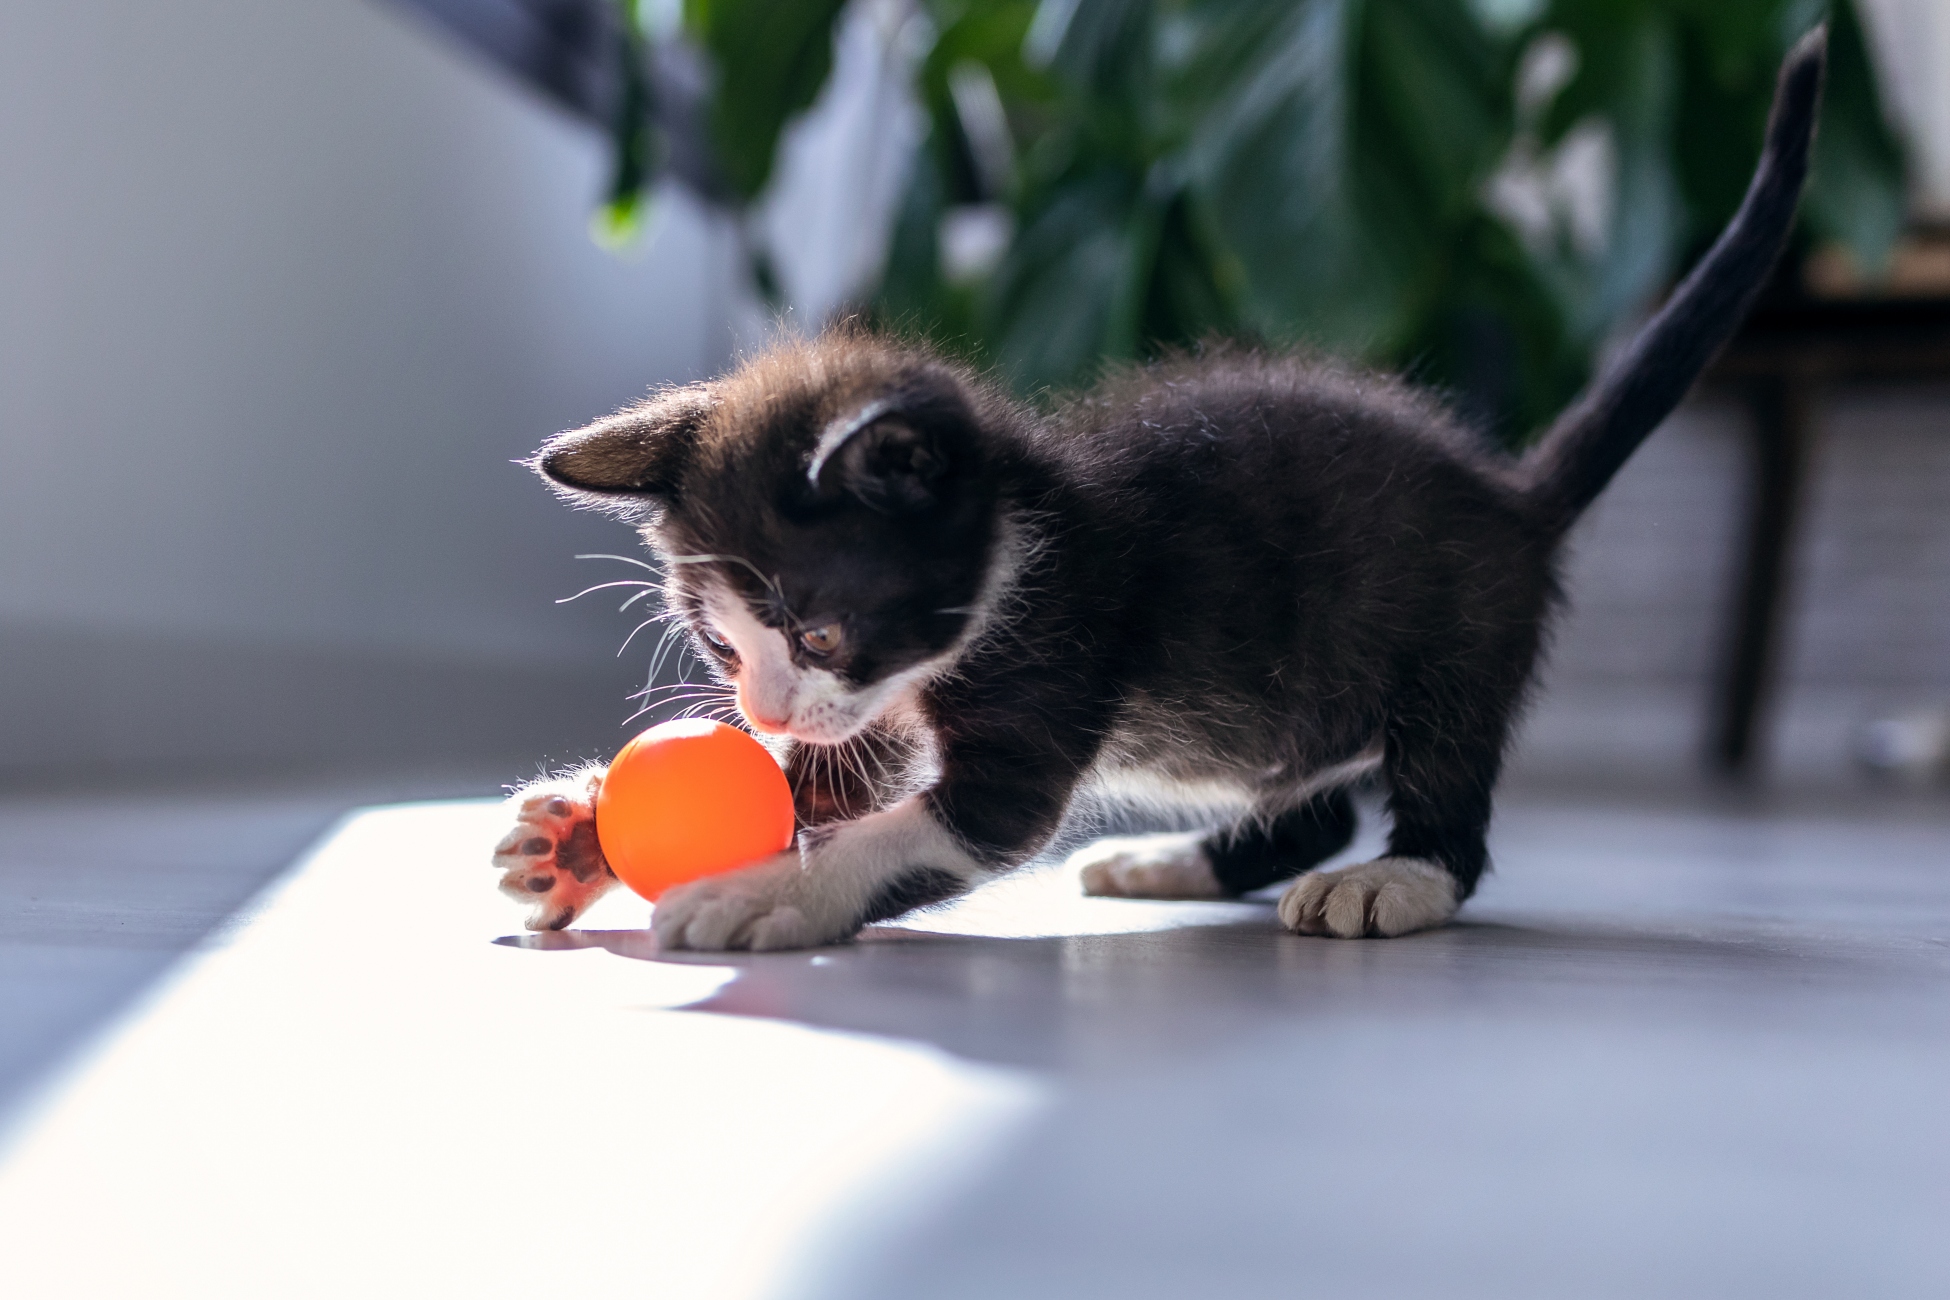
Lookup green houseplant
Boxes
[612,0,1904,445]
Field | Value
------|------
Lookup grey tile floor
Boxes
[3,776,1949,1297]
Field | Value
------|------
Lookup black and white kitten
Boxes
[493,33,1824,949]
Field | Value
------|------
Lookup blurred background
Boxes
[6,7,1949,1283]
[1,0,1947,794]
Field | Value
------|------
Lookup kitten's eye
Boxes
[701,626,735,657]
[799,623,844,656]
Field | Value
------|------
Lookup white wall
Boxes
[0,0,738,776]
[1859,0,1950,217]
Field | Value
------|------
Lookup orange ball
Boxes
[595,719,796,902]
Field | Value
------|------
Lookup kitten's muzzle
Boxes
[735,684,792,735]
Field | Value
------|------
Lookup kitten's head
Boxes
[534,332,1014,745]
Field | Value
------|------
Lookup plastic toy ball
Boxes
[595,719,796,902]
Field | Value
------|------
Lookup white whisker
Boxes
[621,683,735,729]
[618,585,663,613]
[575,553,660,572]
[558,579,657,605]
[616,616,664,657]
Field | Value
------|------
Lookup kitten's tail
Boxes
[1517,26,1826,528]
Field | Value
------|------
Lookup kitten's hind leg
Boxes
[1205,787,1358,895]
[1280,676,1509,938]
[1073,831,1226,899]
[1076,788,1358,900]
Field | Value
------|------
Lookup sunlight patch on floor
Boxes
[0,805,1042,1300]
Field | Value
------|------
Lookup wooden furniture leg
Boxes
[1710,375,1814,776]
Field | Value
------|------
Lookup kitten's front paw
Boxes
[492,770,617,931]
[1073,832,1225,899]
[651,850,853,952]
[1277,857,1456,938]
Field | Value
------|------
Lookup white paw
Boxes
[492,768,616,931]
[1073,832,1225,899]
[1276,857,1457,938]
[651,850,851,952]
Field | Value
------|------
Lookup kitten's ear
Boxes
[808,409,955,514]
[532,386,712,500]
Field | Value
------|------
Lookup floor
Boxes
[0,769,508,1120]
[1,779,1948,1297]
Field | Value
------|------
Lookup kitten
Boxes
[494,32,1825,949]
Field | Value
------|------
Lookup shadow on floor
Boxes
[495,903,1919,1073]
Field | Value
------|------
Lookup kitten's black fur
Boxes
[530,34,1824,945]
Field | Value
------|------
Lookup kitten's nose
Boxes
[736,685,790,734]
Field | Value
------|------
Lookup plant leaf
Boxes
[683,0,850,202]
